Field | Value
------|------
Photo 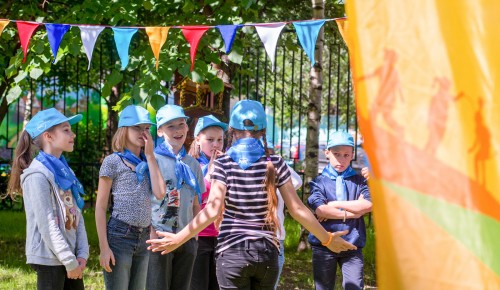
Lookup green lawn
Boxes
[0,210,376,290]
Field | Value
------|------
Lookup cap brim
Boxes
[206,122,228,132]
[67,114,83,125]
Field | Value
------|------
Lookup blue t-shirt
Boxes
[307,174,371,248]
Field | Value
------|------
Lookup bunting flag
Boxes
[254,23,286,71]
[335,19,349,48]
[16,21,39,63]
[181,26,210,71]
[145,27,170,70]
[45,24,70,63]
[112,27,138,70]
[0,20,9,36]
[216,24,242,54]
[292,20,325,65]
[79,26,105,70]
[346,1,500,289]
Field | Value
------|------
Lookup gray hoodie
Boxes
[20,159,89,271]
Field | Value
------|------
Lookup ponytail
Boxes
[262,133,280,236]
[6,131,38,198]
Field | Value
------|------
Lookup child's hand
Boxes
[316,212,328,222]
[67,266,83,279]
[147,231,182,255]
[361,167,370,180]
[77,257,87,271]
[143,131,154,157]
[327,230,357,253]
[99,247,115,273]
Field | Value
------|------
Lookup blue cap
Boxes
[118,105,156,128]
[156,104,188,127]
[25,108,82,139]
[327,131,355,149]
[194,115,228,137]
[229,100,266,131]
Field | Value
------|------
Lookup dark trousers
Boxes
[191,236,219,290]
[312,246,364,290]
[30,264,84,290]
[216,238,279,290]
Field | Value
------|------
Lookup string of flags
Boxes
[0,18,343,72]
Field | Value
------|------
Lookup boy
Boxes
[308,131,373,290]
[146,104,205,290]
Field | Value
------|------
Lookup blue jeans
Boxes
[275,239,285,289]
[312,246,364,290]
[146,237,198,290]
[216,238,280,290]
[30,264,84,290]
[190,236,219,290]
[103,217,150,290]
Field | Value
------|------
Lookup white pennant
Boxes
[254,23,286,72]
[79,26,105,70]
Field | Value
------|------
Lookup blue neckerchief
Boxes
[36,151,85,209]
[155,141,202,203]
[226,138,265,170]
[196,152,211,176]
[115,149,150,184]
[321,164,357,202]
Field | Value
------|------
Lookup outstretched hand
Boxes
[327,230,357,253]
[147,231,182,255]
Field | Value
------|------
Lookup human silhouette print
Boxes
[468,98,492,186]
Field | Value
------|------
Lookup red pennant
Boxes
[181,26,209,71]
[16,21,40,63]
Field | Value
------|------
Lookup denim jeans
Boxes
[216,238,279,290]
[190,236,219,290]
[30,264,84,290]
[103,217,151,290]
[274,239,285,289]
[312,245,364,290]
[146,237,198,290]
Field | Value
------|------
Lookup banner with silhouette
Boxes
[346,0,500,289]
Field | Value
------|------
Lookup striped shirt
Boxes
[211,154,291,253]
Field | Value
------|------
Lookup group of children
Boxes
[7,99,372,290]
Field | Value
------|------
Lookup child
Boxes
[96,105,165,290]
[7,108,89,290]
[146,104,205,290]
[307,131,373,290]
[147,100,357,290]
[188,115,227,290]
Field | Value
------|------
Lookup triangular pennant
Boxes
[292,20,326,65]
[181,26,210,71]
[45,24,71,63]
[216,24,243,54]
[145,27,170,70]
[0,20,10,35]
[254,23,286,72]
[335,19,350,49]
[112,27,138,70]
[16,21,40,63]
[79,26,105,70]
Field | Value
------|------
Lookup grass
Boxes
[0,210,376,290]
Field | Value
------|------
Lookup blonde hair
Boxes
[188,137,201,159]
[111,127,129,152]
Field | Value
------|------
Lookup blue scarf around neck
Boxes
[36,151,85,209]
[196,152,211,176]
[155,141,202,203]
[226,137,265,170]
[115,149,150,184]
[321,164,357,202]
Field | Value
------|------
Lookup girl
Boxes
[188,115,227,290]
[7,108,89,290]
[96,105,165,290]
[147,100,356,289]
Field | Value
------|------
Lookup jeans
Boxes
[216,238,280,290]
[30,264,84,290]
[146,237,198,290]
[103,217,151,290]
[190,236,219,290]
[312,246,364,290]
[275,239,285,289]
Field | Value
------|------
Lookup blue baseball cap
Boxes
[327,131,355,149]
[194,115,228,137]
[156,104,188,127]
[118,105,155,128]
[25,108,82,139]
[229,100,267,131]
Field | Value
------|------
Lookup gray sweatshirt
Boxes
[20,159,89,271]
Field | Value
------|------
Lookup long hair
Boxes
[188,137,201,159]
[6,130,42,198]
[227,124,280,235]
[111,127,129,152]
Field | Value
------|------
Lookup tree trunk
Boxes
[297,0,325,253]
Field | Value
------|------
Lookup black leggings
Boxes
[30,264,84,290]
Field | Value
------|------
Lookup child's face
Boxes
[126,124,151,150]
[196,127,224,157]
[44,122,76,154]
[325,145,354,173]
[157,118,188,152]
